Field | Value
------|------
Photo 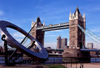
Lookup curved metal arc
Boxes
[0,21,48,60]
[9,21,37,61]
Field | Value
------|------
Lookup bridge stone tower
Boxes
[69,7,86,49]
[31,17,45,46]
[63,7,89,58]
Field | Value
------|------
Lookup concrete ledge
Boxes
[0,65,49,68]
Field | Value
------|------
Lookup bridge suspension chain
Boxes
[86,28,100,41]
[78,25,100,44]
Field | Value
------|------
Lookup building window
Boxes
[71,27,75,31]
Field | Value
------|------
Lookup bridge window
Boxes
[79,42,82,49]
[77,53,79,57]
[79,32,82,35]
[71,27,75,31]
[71,35,75,38]
[72,42,75,46]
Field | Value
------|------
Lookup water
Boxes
[45,57,100,64]
[0,56,100,64]
[0,56,23,64]
[0,56,5,64]
[91,58,100,63]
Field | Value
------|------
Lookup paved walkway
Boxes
[0,63,100,68]
[0,65,49,68]
[63,63,100,68]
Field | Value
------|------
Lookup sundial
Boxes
[0,21,48,66]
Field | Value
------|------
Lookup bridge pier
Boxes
[63,47,90,63]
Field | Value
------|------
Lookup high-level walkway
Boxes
[36,22,69,31]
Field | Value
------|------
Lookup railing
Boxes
[44,57,90,64]
[1,55,100,65]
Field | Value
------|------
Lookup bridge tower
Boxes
[63,7,89,58]
[31,17,45,46]
[69,7,86,49]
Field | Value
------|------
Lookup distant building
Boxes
[57,36,67,49]
[46,47,51,50]
[61,38,67,49]
[87,43,93,49]
[57,36,61,49]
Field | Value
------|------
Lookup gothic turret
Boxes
[74,7,80,14]
[35,17,43,27]
[69,7,83,21]
[69,7,86,49]
[31,17,45,46]
[31,20,35,27]
[83,12,86,22]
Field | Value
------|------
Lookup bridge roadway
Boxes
[81,49,100,52]
[36,22,69,31]
[48,49,100,56]
[47,49,100,56]
[47,48,100,52]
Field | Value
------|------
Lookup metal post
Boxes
[1,35,8,65]
[76,57,77,68]
[71,58,72,68]
[54,57,55,64]
[4,40,8,65]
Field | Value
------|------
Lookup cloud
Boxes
[44,42,57,49]
[0,10,4,16]
[91,29,100,33]
[87,7,100,12]
[45,30,63,37]
[16,38,23,42]
[46,35,57,37]
[13,32,25,38]
[88,27,100,33]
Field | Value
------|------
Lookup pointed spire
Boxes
[77,6,79,10]
[69,10,72,20]
[74,6,80,14]
[58,35,61,39]
[70,10,71,16]
[57,35,61,40]
[32,19,34,23]
[83,12,86,22]
[43,20,45,26]
[36,16,41,22]
[83,12,85,18]
[31,19,35,27]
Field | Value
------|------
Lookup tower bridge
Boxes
[31,7,88,58]
[0,7,100,65]
[31,7,85,49]
[31,7,100,63]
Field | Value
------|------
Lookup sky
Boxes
[0,0,100,49]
